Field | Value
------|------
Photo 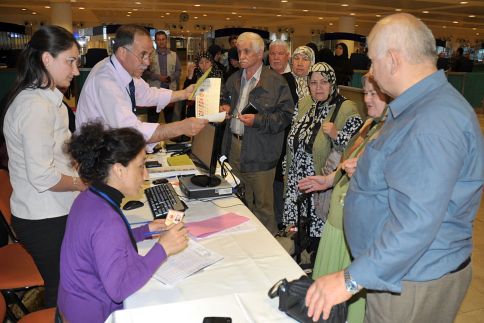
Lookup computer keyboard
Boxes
[145,183,187,219]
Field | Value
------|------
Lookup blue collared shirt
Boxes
[344,70,484,292]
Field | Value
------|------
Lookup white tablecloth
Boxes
[106,173,303,322]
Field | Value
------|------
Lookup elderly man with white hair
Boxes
[220,32,294,235]
[305,13,484,323]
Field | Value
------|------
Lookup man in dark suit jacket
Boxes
[220,33,294,234]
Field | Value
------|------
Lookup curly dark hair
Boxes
[67,122,146,184]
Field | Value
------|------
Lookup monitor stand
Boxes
[190,175,221,187]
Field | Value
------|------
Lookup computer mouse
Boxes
[122,200,144,210]
[152,178,168,185]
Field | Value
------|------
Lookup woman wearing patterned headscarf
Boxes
[182,51,224,118]
[291,46,315,102]
[283,62,362,257]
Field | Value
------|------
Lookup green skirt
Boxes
[312,177,366,323]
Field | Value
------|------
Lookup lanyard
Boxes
[109,56,136,112]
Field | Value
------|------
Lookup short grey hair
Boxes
[368,13,437,65]
[269,40,290,54]
[237,32,264,54]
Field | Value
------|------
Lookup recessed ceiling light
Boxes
[459,1,468,4]
[238,15,242,18]
[128,11,132,14]
[79,7,85,10]
[281,0,288,2]
[477,33,480,35]
[21,8,27,10]
[341,4,349,7]
[376,14,381,17]
[226,17,230,20]
[160,15,164,18]
[469,15,476,17]
[32,12,37,15]
[355,24,359,27]
[203,14,207,16]
[395,8,402,11]
[443,25,447,28]
[350,13,355,16]
[473,27,477,30]
[194,4,201,7]
[453,21,459,23]
[70,0,76,2]
[252,6,257,9]
[303,9,309,12]
[126,14,131,17]
[232,12,237,14]
[276,14,282,17]
[135,2,141,4]
[422,11,429,13]
[45,6,51,9]
[132,8,138,11]
[329,22,333,26]
[182,10,187,13]
[166,12,170,15]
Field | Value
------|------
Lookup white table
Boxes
[106,168,303,322]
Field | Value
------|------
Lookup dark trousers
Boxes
[12,215,68,308]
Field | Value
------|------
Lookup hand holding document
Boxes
[188,67,225,123]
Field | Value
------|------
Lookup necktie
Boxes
[128,79,136,113]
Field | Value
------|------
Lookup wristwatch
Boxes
[344,269,361,295]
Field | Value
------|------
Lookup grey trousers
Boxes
[364,261,472,323]
[229,136,278,235]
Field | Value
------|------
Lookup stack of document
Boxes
[153,239,223,285]
[185,213,252,239]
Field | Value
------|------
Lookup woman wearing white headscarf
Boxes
[283,62,362,252]
[291,46,315,103]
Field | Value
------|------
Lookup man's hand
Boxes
[220,104,231,119]
[305,271,352,321]
[184,84,195,100]
[341,158,358,177]
[322,122,338,140]
[180,117,208,136]
[159,75,170,83]
[238,113,255,127]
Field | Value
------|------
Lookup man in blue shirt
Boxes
[305,13,484,322]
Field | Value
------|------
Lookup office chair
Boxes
[0,293,5,322]
[18,306,56,323]
[0,169,44,321]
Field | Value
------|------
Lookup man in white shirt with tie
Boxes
[77,24,207,145]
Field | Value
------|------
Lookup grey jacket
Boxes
[221,66,294,172]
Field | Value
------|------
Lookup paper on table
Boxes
[153,239,223,285]
[185,213,250,239]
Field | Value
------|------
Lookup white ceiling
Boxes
[0,0,483,43]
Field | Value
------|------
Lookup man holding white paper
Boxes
[220,32,294,235]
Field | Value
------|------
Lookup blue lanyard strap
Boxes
[109,56,137,113]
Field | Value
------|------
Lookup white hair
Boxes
[237,32,264,54]
[368,13,437,65]
[269,40,290,54]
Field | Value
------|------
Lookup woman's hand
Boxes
[322,122,338,140]
[158,222,189,256]
[148,219,167,234]
[298,174,334,193]
[341,158,358,177]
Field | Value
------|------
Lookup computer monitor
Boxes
[189,123,223,187]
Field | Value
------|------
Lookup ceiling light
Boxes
[226,17,230,20]
[128,11,132,14]
[453,21,459,23]
[203,14,207,16]
[45,6,51,9]
[281,0,288,2]
[135,2,141,4]
[238,15,242,18]
[194,4,201,7]
[376,14,381,17]
[21,8,27,10]
[252,6,257,9]
[79,7,85,10]
[422,11,429,13]
[395,8,402,11]
[276,14,282,17]
[126,14,131,17]
[132,9,138,11]
[182,10,187,13]
[32,12,37,15]
[459,1,468,4]
[473,27,477,30]
[477,33,480,35]
[341,4,349,7]
[350,13,355,16]
[166,12,170,15]
[232,12,237,14]
[329,22,333,26]
[70,0,76,2]
[160,15,164,18]
[194,16,198,19]
[442,26,447,28]
[302,9,308,12]
[355,24,359,27]
[469,15,475,17]
[318,17,323,20]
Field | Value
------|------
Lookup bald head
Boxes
[368,13,437,65]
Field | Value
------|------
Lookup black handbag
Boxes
[268,275,347,323]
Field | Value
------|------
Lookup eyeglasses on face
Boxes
[123,46,150,62]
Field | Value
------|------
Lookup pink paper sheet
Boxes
[185,213,249,238]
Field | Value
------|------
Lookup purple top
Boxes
[58,188,167,323]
